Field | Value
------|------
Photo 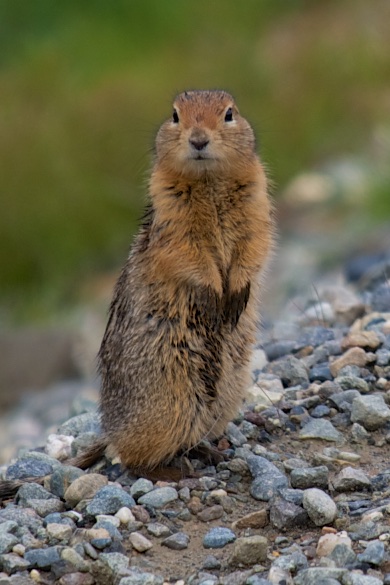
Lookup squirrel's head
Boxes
[155,90,257,178]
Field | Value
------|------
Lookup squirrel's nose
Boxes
[189,137,209,151]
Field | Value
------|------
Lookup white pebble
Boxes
[129,532,153,552]
[115,506,135,525]
[45,434,74,460]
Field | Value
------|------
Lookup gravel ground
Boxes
[0,256,389,585]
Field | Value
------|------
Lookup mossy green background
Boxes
[1,0,389,322]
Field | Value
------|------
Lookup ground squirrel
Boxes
[0,90,273,497]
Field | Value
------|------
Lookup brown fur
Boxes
[99,90,273,469]
[0,90,273,500]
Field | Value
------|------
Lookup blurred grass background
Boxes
[1,0,389,324]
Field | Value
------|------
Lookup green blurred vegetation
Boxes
[0,0,389,322]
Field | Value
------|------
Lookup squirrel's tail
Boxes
[0,439,107,501]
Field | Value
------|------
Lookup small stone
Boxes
[225,422,247,447]
[6,460,54,480]
[202,555,221,570]
[95,514,120,528]
[146,523,171,538]
[278,488,304,506]
[232,509,268,530]
[316,532,352,557]
[198,505,224,522]
[349,575,384,585]
[351,422,370,442]
[270,497,309,529]
[49,465,84,499]
[131,506,150,524]
[351,393,390,430]
[161,532,189,550]
[246,455,289,501]
[129,532,153,553]
[119,569,164,585]
[329,347,369,377]
[330,390,361,412]
[357,539,385,566]
[59,574,95,585]
[138,487,178,509]
[46,523,73,541]
[299,418,343,442]
[17,482,57,505]
[371,282,390,311]
[0,521,18,535]
[264,355,309,387]
[203,527,236,549]
[58,413,101,437]
[302,488,337,526]
[336,375,370,393]
[229,535,268,566]
[27,499,65,517]
[341,331,381,351]
[61,547,90,571]
[333,466,372,491]
[329,542,357,567]
[310,404,331,418]
[25,546,61,569]
[293,567,348,585]
[45,434,74,460]
[115,507,135,525]
[0,534,18,555]
[64,474,108,507]
[130,479,154,500]
[100,551,129,574]
[309,364,333,382]
[290,466,329,489]
[86,486,135,516]
[0,552,30,574]
[93,519,122,541]
[0,508,43,534]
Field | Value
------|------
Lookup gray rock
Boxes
[348,520,389,541]
[202,555,221,570]
[138,487,178,509]
[0,552,31,574]
[376,348,390,366]
[351,422,370,442]
[86,486,135,516]
[329,390,361,412]
[58,413,101,437]
[25,546,61,568]
[270,497,309,529]
[119,569,164,585]
[6,460,54,480]
[161,532,189,550]
[302,488,337,526]
[49,465,84,499]
[264,355,309,386]
[371,282,390,311]
[0,521,18,535]
[16,482,57,505]
[146,523,171,538]
[333,466,372,492]
[293,568,348,585]
[277,488,304,506]
[0,507,43,535]
[229,535,268,566]
[299,418,343,442]
[310,404,331,418]
[23,498,64,517]
[329,542,357,567]
[357,539,385,566]
[100,551,130,574]
[348,575,384,585]
[290,466,329,489]
[0,533,18,555]
[225,422,247,446]
[246,578,272,585]
[246,455,289,501]
[130,478,154,500]
[351,393,390,430]
[336,376,369,393]
[272,551,308,572]
[203,527,236,549]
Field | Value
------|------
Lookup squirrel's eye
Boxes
[172,109,179,123]
[224,107,233,122]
